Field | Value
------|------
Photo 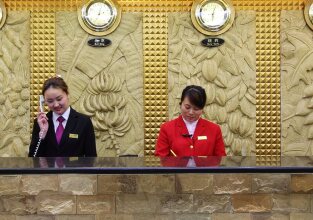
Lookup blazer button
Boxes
[190,145,193,149]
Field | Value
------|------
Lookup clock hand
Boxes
[212,6,216,20]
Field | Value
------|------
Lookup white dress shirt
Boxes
[52,107,71,132]
[182,117,199,137]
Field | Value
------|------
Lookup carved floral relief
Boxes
[168,11,256,155]
[0,12,30,156]
[56,12,143,156]
[281,11,313,155]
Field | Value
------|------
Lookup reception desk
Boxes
[0,157,313,219]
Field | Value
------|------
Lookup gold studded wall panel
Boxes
[255,11,281,165]
[30,12,56,120]
[143,12,168,157]
[1,0,308,160]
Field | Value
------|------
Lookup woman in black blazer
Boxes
[29,77,97,157]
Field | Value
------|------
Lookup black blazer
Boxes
[29,108,97,157]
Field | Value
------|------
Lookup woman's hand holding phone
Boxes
[37,112,48,139]
[37,95,48,139]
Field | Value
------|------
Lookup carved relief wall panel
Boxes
[56,13,143,157]
[0,11,30,156]
[168,11,256,156]
[281,10,313,155]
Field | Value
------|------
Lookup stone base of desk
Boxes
[0,173,313,219]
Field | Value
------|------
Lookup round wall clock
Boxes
[304,0,313,31]
[191,0,235,36]
[78,0,121,36]
[0,0,7,29]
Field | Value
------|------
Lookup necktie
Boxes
[56,116,65,144]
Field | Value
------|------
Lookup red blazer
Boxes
[155,116,226,157]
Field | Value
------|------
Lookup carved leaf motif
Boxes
[202,60,217,82]
[219,53,239,76]
[284,32,313,89]
[239,117,250,137]
[0,12,30,156]
[228,111,240,133]
[240,97,255,118]
[307,98,313,109]
[193,45,207,58]
[281,42,295,59]
[205,83,215,105]
[280,11,313,155]
[181,61,191,79]
[227,76,241,92]
[216,107,227,123]
[224,131,234,146]
[204,104,217,122]
[215,89,226,106]
[283,143,309,156]
[239,83,247,100]
[215,74,228,88]
[294,99,310,116]
[308,126,313,139]
[304,112,313,125]
[171,41,183,59]
[196,47,218,63]
[303,84,313,97]
[287,31,313,49]
[226,95,239,113]
[288,51,313,89]
[4,29,23,49]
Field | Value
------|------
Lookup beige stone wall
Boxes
[0,11,30,156]
[0,173,313,219]
[281,11,313,155]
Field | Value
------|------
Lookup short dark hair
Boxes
[42,77,69,95]
[180,85,206,109]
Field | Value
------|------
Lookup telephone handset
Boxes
[33,95,45,157]
[39,95,44,113]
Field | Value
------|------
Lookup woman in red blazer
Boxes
[155,85,226,157]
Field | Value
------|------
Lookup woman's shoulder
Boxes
[70,108,91,121]
[161,116,181,127]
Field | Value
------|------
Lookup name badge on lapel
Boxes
[69,133,78,139]
[198,136,207,140]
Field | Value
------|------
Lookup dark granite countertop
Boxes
[0,156,313,174]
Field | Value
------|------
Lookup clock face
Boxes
[191,0,235,36]
[85,2,115,28]
[200,2,227,28]
[78,0,121,36]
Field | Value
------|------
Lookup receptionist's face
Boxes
[44,87,69,115]
[180,97,203,123]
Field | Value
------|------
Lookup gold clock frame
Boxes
[0,0,7,29]
[77,0,121,36]
[304,0,313,30]
[191,0,235,36]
